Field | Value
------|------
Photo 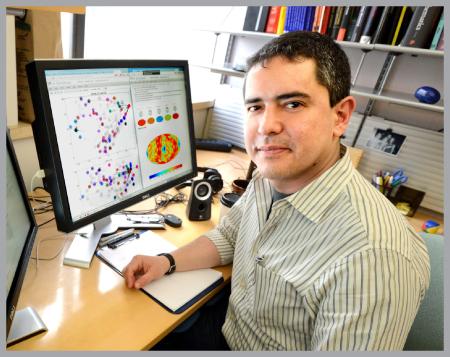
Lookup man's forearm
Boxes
[171,235,222,272]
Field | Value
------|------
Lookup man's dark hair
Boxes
[246,31,351,107]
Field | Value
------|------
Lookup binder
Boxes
[96,230,223,314]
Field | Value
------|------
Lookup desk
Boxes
[9,149,250,351]
[9,148,443,350]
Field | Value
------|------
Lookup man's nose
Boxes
[258,105,283,136]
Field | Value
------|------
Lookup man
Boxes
[123,31,429,351]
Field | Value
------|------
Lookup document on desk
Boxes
[96,230,223,314]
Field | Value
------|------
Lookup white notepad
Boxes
[96,230,223,313]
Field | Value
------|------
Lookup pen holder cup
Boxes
[232,179,249,196]
[389,185,425,217]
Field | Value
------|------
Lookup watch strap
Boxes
[157,253,176,275]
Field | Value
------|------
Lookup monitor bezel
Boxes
[6,131,39,337]
[26,59,198,233]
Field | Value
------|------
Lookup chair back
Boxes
[404,233,443,350]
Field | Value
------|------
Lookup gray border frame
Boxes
[1,0,447,355]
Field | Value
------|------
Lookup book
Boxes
[304,6,315,31]
[373,7,399,44]
[256,7,270,32]
[299,6,307,30]
[337,6,352,41]
[312,6,324,32]
[437,28,444,50]
[400,6,443,48]
[359,6,382,44]
[276,6,287,34]
[331,6,345,39]
[319,6,332,34]
[287,6,298,31]
[96,230,224,313]
[350,6,371,42]
[344,7,361,41]
[283,6,293,32]
[265,6,282,33]
[326,6,338,36]
[429,11,444,49]
[243,6,261,31]
[390,6,413,45]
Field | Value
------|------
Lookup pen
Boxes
[108,233,140,249]
[99,229,135,247]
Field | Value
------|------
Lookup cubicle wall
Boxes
[347,113,444,213]
[205,85,246,148]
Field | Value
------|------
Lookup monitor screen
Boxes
[6,133,38,337]
[27,60,197,233]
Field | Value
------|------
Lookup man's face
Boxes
[244,56,348,193]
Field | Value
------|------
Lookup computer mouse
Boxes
[164,214,182,228]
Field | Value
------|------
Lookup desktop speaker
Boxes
[186,179,213,221]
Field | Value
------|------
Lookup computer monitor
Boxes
[6,132,47,346]
[26,60,198,268]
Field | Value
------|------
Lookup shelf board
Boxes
[351,86,444,112]
[201,29,444,58]
[194,63,246,78]
[7,6,86,14]
[198,28,277,40]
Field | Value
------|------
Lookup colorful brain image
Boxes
[147,133,180,164]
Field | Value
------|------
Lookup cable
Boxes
[213,159,247,172]
[32,234,69,270]
[29,171,53,214]
[120,191,187,217]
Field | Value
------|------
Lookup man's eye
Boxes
[286,101,302,109]
[247,105,261,112]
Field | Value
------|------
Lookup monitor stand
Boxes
[63,214,165,269]
[7,306,47,347]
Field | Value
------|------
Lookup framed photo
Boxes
[366,128,406,156]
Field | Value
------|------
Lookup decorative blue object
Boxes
[414,86,441,104]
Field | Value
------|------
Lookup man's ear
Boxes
[333,95,356,138]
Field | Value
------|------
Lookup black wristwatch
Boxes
[157,253,176,275]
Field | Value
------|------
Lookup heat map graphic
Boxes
[66,94,132,155]
[80,160,140,201]
[146,133,180,164]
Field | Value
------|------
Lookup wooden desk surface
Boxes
[9,148,443,350]
[9,149,250,351]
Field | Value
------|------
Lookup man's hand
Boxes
[122,255,169,289]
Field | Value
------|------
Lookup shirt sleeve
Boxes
[203,187,250,265]
[306,248,429,351]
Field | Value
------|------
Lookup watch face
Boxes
[167,265,176,274]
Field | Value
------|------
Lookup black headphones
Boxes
[199,167,223,194]
[175,167,224,194]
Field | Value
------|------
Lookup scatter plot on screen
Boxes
[77,154,142,204]
[62,91,135,161]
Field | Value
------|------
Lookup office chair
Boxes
[404,233,444,351]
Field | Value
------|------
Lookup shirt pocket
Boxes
[252,262,303,329]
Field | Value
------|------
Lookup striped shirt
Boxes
[205,145,430,351]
